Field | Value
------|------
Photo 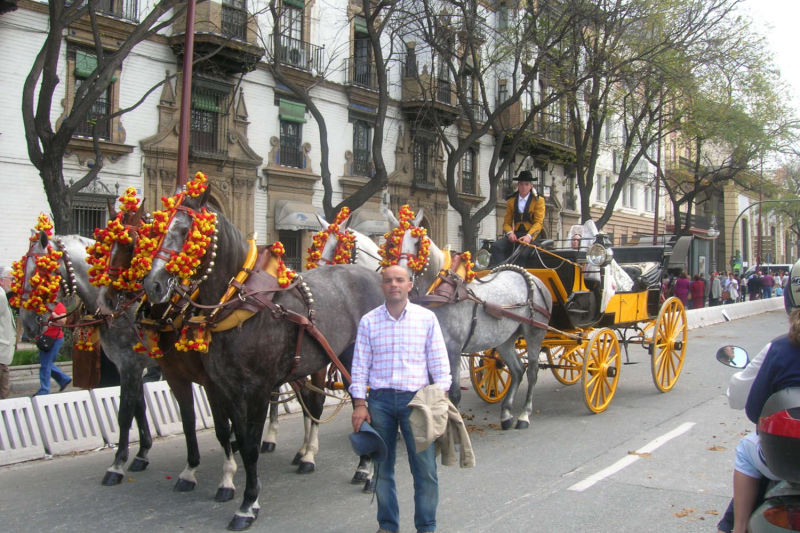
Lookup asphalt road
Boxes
[0,311,786,533]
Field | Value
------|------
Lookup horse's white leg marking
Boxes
[264,410,279,444]
[297,416,311,457]
[179,464,198,484]
[106,464,125,476]
[300,422,319,465]
[219,453,237,490]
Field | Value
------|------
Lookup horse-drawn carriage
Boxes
[468,226,693,413]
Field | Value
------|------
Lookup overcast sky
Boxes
[740,0,800,112]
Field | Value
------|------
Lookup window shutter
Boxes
[192,93,221,112]
[354,15,367,34]
[75,51,98,78]
[279,99,306,123]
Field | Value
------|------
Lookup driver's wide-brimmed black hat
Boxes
[513,170,538,183]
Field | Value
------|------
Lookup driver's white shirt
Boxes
[517,193,530,213]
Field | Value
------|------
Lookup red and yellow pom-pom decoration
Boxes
[124,172,217,284]
[133,329,163,358]
[377,205,430,272]
[11,215,63,313]
[164,209,217,281]
[460,251,476,283]
[73,325,99,352]
[271,241,297,288]
[175,325,209,353]
[87,187,148,290]
[305,207,356,269]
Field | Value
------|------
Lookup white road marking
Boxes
[567,421,696,492]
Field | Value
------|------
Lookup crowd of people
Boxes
[663,269,789,309]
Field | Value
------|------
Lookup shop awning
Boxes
[348,209,389,236]
[274,199,322,231]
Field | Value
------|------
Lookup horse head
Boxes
[381,206,443,289]
[12,214,82,339]
[309,212,354,267]
[141,182,216,305]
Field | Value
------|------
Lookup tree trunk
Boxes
[39,155,71,233]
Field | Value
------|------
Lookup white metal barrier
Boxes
[31,390,104,455]
[90,386,150,445]
[0,397,46,466]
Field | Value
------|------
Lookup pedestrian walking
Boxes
[673,271,690,306]
[762,271,774,298]
[0,269,15,399]
[709,272,722,307]
[350,264,451,533]
[33,301,70,396]
[690,274,705,309]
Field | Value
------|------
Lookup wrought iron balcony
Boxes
[462,101,485,123]
[221,2,247,41]
[271,34,324,73]
[345,57,377,89]
[96,0,138,22]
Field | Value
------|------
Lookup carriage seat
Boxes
[619,262,663,292]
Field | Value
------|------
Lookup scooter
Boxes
[717,345,800,532]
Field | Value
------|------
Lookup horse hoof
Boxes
[215,487,235,502]
[174,478,196,492]
[515,420,530,430]
[129,457,149,472]
[101,471,124,486]
[362,479,375,493]
[351,471,369,484]
[500,418,514,430]
[296,461,315,474]
[227,514,255,531]
[260,441,276,453]
[291,452,302,465]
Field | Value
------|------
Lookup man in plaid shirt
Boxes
[350,264,451,533]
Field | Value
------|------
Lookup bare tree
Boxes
[22,0,185,233]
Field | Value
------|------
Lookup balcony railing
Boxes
[462,101,485,123]
[221,5,247,41]
[271,34,324,72]
[352,148,371,176]
[189,86,229,157]
[462,171,475,195]
[74,94,111,140]
[436,79,451,104]
[96,0,138,22]
[345,57,377,89]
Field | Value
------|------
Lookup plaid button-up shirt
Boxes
[349,302,451,400]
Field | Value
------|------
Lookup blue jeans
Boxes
[36,337,68,394]
[368,389,438,533]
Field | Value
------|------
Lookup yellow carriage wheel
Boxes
[546,345,583,385]
[469,350,511,403]
[651,296,688,392]
[581,328,621,414]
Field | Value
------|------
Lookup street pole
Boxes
[176,0,197,190]
[653,93,663,245]
[730,199,800,272]
[757,157,763,268]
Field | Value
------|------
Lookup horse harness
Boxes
[143,242,353,385]
[414,257,551,353]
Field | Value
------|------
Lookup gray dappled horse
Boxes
[386,208,553,429]
[140,187,384,530]
[16,231,156,484]
[313,213,382,272]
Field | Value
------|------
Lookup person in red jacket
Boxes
[33,301,70,396]
[689,274,706,309]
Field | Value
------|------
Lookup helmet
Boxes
[784,258,800,314]
[758,387,800,483]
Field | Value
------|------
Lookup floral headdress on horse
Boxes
[305,207,356,269]
[10,214,64,314]
[86,187,149,290]
[378,205,431,272]
[128,171,218,285]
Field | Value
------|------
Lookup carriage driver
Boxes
[488,170,546,268]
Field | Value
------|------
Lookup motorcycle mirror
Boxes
[716,345,749,369]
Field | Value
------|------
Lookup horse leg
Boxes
[448,350,463,407]
[293,371,325,474]
[169,378,201,492]
[352,454,372,485]
[102,364,147,485]
[206,385,236,503]
[497,337,523,430]
[515,329,544,429]
[260,391,279,453]
[128,386,153,471]
[227,395,269,531]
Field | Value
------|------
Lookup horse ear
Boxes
[107,198,118,220]
[385,208,399,228]
[339,215,351,232]
[315,213,329,230]
[38,230,49,249]
[199,184,212,206]
[131,198,147,226]
[413,208,424,227]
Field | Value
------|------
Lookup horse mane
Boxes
[182,195,248,307]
